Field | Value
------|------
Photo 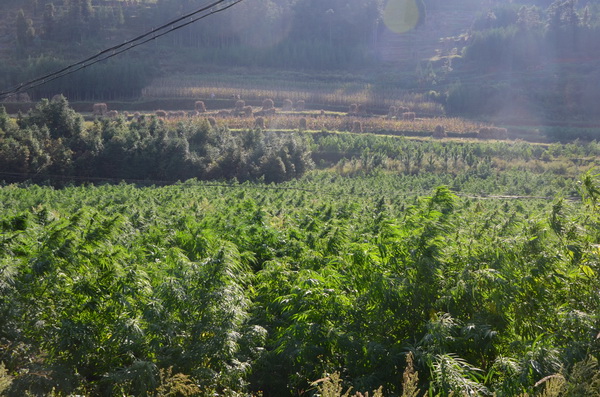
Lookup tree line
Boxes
[0,97,313,183]
[445,0,600,121]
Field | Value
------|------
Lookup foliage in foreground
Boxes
[1,166,600,395]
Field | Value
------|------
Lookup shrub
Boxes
[282,99,293,111]
[348,103,358,114]
[93,103,108,116]
[351,120,363,133]
[207,117,216,127]
[235,100,245,110]
[433,125,447,138]
[217,110,231,117]
[255,116,265,129]
[155,110,167,118]
[295,100,305,111]
[243,106,253,117]
[195,101,206,113]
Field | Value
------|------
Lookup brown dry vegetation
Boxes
[183,113,487,135]
[142,78,445,116]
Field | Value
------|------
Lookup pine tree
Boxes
[16,9,28,47]
[43,3,56,40]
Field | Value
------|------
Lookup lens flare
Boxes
[383,0,420,34]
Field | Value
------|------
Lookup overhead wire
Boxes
[0,0,244,100]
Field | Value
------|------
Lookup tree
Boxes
[16,9,35,48]
[43,2,56,40]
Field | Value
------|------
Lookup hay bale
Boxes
[255,116,265,129]
[387,106,397,119]
[17,93,31,102]
[235,99,245,110]
[195,101,207,113]
[495,127,508,139]
[243,106,253,117]
[295,100,305,111]
[480,127,509,139]
[433,125,447,138]
[262,98,274,110]
[478,127,495,139]
[299,117,307,130]
[402,112,416,121]
[282,99,293,111]
[92,103,108,116]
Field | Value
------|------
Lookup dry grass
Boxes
[143,78,445,116]
[186,113,485,134]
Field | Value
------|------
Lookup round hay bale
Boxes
[402,112,416,121]
[262,98,274,110]
[282,99,293,111]
[387,106,397,119]
[195,101,207,113]
[478,127,493,139]
[92,103,108,116]
[299,117,307,130]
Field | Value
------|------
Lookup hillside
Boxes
[377,0,483,63]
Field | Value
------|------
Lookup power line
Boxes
[0,0,245,100]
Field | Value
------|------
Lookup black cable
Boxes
[0,0,244,99]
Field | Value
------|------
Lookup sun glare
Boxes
[383,0,420,34]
